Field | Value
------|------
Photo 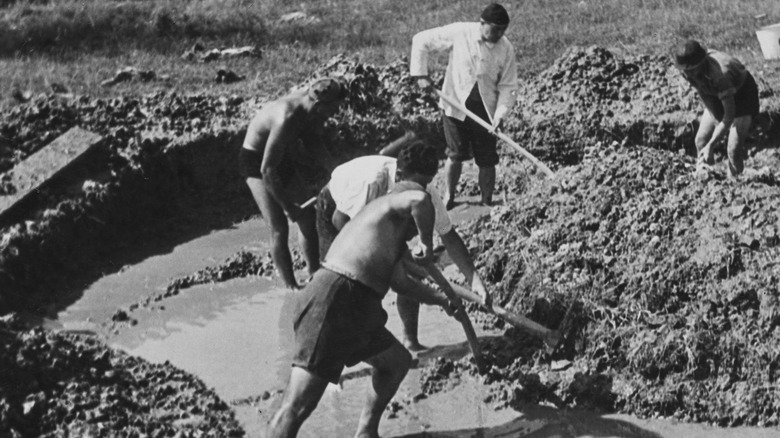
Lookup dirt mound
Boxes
[462,141,780,425]
[511,46,779,165]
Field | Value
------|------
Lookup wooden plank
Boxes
[0,127,103,223]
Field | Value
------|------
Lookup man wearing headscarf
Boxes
[239,77,347,289]
[673,39,759,176]
[410,3,518,209]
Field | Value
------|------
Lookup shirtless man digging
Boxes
[267,180,457,438]
[239,77,346,289]
[316,135,490,351]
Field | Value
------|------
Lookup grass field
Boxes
[1,0,779,108]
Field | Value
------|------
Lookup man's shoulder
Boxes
[421,21,478,36]
[495,35,516,53]
[259,95,304,125]
[332,155,395,181]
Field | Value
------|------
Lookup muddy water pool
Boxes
[44,215,780,437]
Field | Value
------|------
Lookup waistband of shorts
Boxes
[320,262,384,298]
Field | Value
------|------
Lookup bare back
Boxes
[243,91,306,157]
[323,186,434,295]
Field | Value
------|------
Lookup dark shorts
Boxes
[701,72,760,121]
[315,186,339,261]
[291,268,394,384]
[442,84,499,167]
[237,147,296,186]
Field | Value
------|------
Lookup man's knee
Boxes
[392,344,413,371]
[279,394,319,420]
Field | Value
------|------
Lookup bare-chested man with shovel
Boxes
[267,180,458,438]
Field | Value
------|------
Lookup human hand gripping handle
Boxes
[433,88,554,178]
[416,76,433,91]
[413,248,486,372]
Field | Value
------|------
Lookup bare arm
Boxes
[708,95,736,145]
[259,107,301,220]
[699,95,736,164]
[409,191,435,263]
[389,256,449,307]
[493,44,519,130]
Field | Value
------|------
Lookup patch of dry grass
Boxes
[0,0,779,108]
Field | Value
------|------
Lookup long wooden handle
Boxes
[446,282,551,338]
[434,89,554,178]
[422,262,486,372]
[299,196,317,209]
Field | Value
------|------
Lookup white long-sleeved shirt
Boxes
[328,155,453,236]
[410,22,518,123]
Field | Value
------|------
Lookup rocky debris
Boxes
[419,357,463,395]
[277,11,321,26]
[48,82,69,95]
[182,44,262,63]
[10,89,33,104]
[100,67,160,87]
[101,248,315,333]
[165,251,277,294]
[0,91,246,179]
[215,69,244,84]
[0,320,245,437]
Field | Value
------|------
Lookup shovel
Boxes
[433,89,554,178]
[446,281,581,355]
[419,261,487,372]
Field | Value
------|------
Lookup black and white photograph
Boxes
[2,1,780,437]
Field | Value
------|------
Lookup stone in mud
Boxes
[0,127,103,228]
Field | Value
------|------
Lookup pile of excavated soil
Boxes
[459,142,780,426]
[1,47,780,435]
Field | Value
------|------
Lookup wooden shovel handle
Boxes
[299,196,317,209]
[421,262,486,372]
[446,282,550,338]
[433,89,554,178]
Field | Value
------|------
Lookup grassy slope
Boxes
[1,0,779,108]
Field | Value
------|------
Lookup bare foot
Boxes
[403,339,429,352]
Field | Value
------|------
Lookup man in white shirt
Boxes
[315,135,490,351]
[410,3,518,209]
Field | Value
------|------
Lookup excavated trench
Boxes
[3,49,780,436]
